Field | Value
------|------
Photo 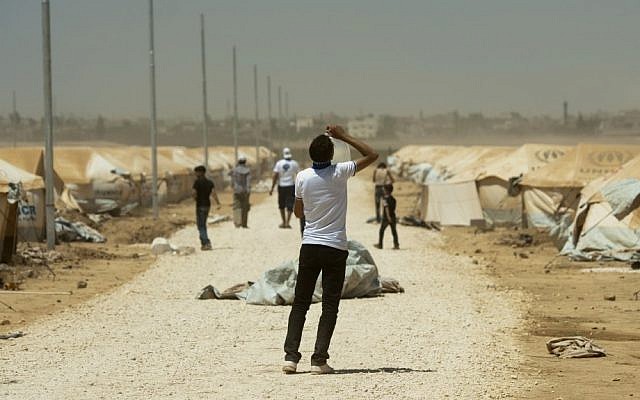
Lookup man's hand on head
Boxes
[326,125,348,141]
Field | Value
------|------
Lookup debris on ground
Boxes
[77,281,88,289]
[196,282,253,300]
[207,214,230,225]
[603,294,616,301]
[497,233,534,248]
[150,237,195,256]
[399,215,441,231]
[197,241,404,305]
[86,213,113,225]
[546,336,606,358]
[55,217,106,243]
[0,331,25,340]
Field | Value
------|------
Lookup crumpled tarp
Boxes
[199,241,403,305]
[600,178,640,220]
[546,336,606,358]
[55,217,106,243]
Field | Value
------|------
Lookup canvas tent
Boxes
[0,159,45,258]
[96,147,193,203]
[448,144,572,226]
[521,143,640,230]
[54,147,137,213]
[389,145,462,182]
[561,155,640,260]
[413,146,515,226]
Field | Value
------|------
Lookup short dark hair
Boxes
[194,165,206,173]
[309,134,334,162]
[384,184,394,193]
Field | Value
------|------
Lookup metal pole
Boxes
[200,13,209,169]
[12,91,16,147]
[41,0,55,249]
[277,85,282,120]
[285,90,289,120]
[253,64,260,178]
[267,75,272,166]
[232,45,238,163]
[148,0,159,218]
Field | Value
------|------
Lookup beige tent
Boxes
[562,154,640,260]
[390,145,462,178]
[54,147,136,213]
[96,147,194,203]
[521,143,640,229]
[446,144,573,225]
[413,146,515,226]
[168,146,229,190]
[0,159,45,256]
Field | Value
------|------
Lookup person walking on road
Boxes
[373,162,394,222]
[192,165,221,250]
[282,125,378,375]
[229,155,251,228]
[270,147,300,228]
[374,184,399,250]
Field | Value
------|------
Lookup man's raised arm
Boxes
[326,125,378,172]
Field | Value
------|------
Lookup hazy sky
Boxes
[1,0,639,119]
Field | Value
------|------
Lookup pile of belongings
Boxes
[546,336,606,358]
[197,241,404,305]
[55,217,106,243]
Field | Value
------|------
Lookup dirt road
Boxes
[0,177,527,399]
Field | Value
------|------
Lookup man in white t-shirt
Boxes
[269,147,300,228]
[282,125,378,375]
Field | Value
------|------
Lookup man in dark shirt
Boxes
[374,184,399,250]
[192,165,220,250]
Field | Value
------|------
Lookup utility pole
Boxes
[12,90,17,147]
[232,46,239,163]
[148,0,159,218]
[285,90,289,121]
[41,0,55,249]
[253,64,260,178]
[266,75,272,166]
[278,85,282,121]
[200,13,209,169]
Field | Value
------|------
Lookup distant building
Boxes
[347,116,378,138]
[295,117,314,133]
[600,110,640,136]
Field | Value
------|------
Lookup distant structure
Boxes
[347,115,378,139]
[563,101,568,126]
[295,117,314,133]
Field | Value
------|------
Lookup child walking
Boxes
[374,184,399,250]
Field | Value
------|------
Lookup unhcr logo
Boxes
[534,149,565,164]
[588,151,633,167]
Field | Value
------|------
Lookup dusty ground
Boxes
[0,176,526,399]
[0,192,241,329]
[443,227,640,399]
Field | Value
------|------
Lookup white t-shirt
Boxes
[273,159,300,187]
[295,161,356,251]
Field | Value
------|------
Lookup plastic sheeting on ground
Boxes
[198,241,403,305]
[55,217,106,243]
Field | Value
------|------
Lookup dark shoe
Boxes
[201,243,212,251]
[373,243,382,249]
[393,245,400,250]
[310,363,334,375]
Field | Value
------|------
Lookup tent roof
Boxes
[96,147,191,176]
[0,147,65,192]
[53,147,123,184]
[439,146,516,182]
[0,158,44,192]
[454,143,572,182]
[392,145,462,166]
[522,143,640,188]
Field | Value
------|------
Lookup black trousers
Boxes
[284,244,349,366]
[378,218,399,248]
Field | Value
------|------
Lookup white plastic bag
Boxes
[330,137,351,163]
